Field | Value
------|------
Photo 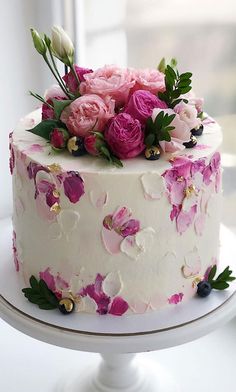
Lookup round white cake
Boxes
[10,110,222,316]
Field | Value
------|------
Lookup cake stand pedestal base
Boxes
[56,354,179,392]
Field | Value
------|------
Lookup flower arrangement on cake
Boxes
[29,26,206,167]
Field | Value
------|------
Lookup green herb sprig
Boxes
[22,276,59,310]
[145,110,175,148]
[207,265,236,290]
[158,58,192,108]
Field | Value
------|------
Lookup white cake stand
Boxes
[1,218,236,392]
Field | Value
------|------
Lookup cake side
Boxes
[10,111,222,315]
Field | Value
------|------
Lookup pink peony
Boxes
[152,108,191,153]
[62,65,93,93]
[61,94,115,137]
[124,90,167,125]
[105,113,145,159]
[174,102,201,130]
[130,68,166,95]
[80,65,135,106]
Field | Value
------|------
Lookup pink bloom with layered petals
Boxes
[174,102,201,131]
[105,113,145,159]
[61,94,115,137]
[80,65,135,106]
[124,90,167,125]
[131,68,166,95]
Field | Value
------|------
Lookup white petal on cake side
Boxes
[120,227,155,260]
[141,173,165,200]
[89,190,108,208]
[102,271,123,297]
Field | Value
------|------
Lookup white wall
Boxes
[0,0,61,218]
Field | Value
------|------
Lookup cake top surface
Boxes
[13,109,222,174]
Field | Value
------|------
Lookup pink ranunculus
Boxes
[152,108,191,153]
[62,65,93,93]
[84,134,102,156]
[130,68,166,95]
[124,90,167,125]
[174,102,201,130]
[105,113,145,159]
[60,94,115,137]
[80,65,135,106]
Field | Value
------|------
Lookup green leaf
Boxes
[165,126,175,132]
[154,110,165,129]
[22,275,59,310]
[180,72,192,80]
[178,79,192,88]
[172,99,183,107]
[162,113,175,127]
[100,146,111,160]
[211,281,229,290]
[166,65,176,80]
[208,265,217,283]
[111,156,123,168]
[27,120,62,140]
[30,275,39,291]
[52,99,72,120]
[179,86,192,94]
[92,131,105,140]
[145,133,155,148]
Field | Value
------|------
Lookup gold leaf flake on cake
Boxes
[184,184,197,199]
[47,163,62,173]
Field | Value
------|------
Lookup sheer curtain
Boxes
[79,0,236,116]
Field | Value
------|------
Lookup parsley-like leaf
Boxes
[207,265,236,291]
[22,276,59,309]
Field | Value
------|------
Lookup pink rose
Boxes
[124,90,167,125]
[105,113,145,159]
[80,65,135,106]
[60,94,115,137]
[174,102,201,130]
[152,108,191,153]
[62,65,93,93]
[130,68,166,95]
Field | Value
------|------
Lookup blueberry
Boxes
[58,298,75,314]
[145,146,161,160]
[197,281,212,297]
[67,136,86,157]
[183,135,197,148]
[191,124,204,136]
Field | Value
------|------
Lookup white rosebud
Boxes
[51,25,74,65]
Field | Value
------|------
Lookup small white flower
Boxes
[51,25,74,65]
